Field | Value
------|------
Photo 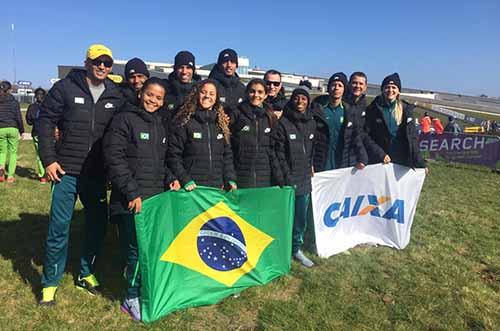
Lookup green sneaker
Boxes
[39,286,57,306]
[76,274,100,295]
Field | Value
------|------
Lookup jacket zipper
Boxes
[89,102,95,152]
[152,116,159,180]
[254,115,258,186]
[206,122,213,174]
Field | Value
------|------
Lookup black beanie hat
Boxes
[174,51,196,71]
[327,72,348,91]
[0,80,12,92]
[124,58,150,80]
[291,87,310,106]
[217,48,238,67]
[381,73,401,91]
[34,87,46,95]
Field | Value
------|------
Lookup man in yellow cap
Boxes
[38,44,124,306]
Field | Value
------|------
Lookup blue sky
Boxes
[1,0,499,96]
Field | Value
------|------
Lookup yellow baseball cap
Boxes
[86,44,113,60]
[108,74,123,84]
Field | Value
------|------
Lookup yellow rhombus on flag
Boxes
[160,201,274,287]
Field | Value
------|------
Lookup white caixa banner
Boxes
[312,164,426,258]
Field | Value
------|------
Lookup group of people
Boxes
[3,44,427,321]
[419,112,462,134]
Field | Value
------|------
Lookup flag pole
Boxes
[11,23,16,84]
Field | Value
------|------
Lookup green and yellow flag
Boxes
[135,186,295,323]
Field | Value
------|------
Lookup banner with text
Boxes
[419,133,500,168]
[312,164,426,258]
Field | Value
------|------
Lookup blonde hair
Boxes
[175,81,231,143]
[394,99,403,125]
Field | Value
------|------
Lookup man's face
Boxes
[222,60,237,76]
[176,65,194,83]
[329,81,345,100]
[35,91,45,103]
[85,55,113,82]
[350,75,367,97]
[265,73,282,97]
[128,73,148,92]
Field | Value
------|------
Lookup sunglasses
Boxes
[265,80,281,87]
[91,58,113,68]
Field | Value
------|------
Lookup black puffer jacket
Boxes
[311,100,367,171]
[26,102,42,136]
[264,90,287,112]
[164,71,202,111]
[365,96,426,168]
[275,104,316,195]
[168,109,236,188]
[231,102,283,188]
[208,65,245,114]
[0,94,24,133]
[119,83,139,106]
[103,103,175,216]
[38,69,124,176]
[344,93,385,163]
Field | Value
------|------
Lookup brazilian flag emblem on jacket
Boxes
[135,186,295,323]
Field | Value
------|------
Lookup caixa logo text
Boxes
[323,195,405,227]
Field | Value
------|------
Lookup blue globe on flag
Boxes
[197,217,248,271]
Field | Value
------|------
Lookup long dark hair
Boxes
[175,79,231,143]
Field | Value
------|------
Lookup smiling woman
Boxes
[168,79,236,192]
[229,78,284,189]
[102,76,179,321]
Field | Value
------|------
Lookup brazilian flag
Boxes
[135,186,295,323]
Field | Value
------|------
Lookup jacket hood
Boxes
[344,92,367,107]
[208,65,241,88]
[0,94,16,103]
[238,101,267,119]
[119,101,160,123]
[193,108,217,124]
[67,68,119,95]
[283,102,312,122]
[167,70,202,83]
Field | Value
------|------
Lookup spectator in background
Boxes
[415,117,422,134]
[26,87,47,183]
[165,51,201,112]
[432,117,444,134]
[0,80,25,183]
[421,111,431,134]
[491,120,498,132]
[444,116,462,133]
[120,58,150,105]
[38,44,124,306]
[208,48,246,115]
[263,69,287,119]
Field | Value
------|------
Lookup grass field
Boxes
[1,141,499,330]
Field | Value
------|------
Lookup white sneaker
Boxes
[293,250,315,268]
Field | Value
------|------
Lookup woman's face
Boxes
[139,83,165,113]
[198,83,217,110]
[247,83,267,107]
[293,94,309,113]
[383,83,400,102]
